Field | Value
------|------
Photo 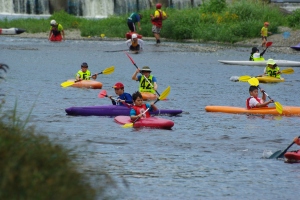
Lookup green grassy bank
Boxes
[1,0,300,43]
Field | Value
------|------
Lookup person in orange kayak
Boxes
[75,62,97,81]
[109,82,133,106]
[132,66,158,94]
[125,33,144,51]
[48,19,65,41]
[246,85,274,109]
[150,3,167,44]
[261,22,272,47]
[262,59,282,78]
[130,91,158,121]
[249,47,266,61]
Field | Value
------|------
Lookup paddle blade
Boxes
[61,81,75,88]
[159,86,171,101]
[281,68,294,74]
[98,90,107,98]
[122,123,133,128]
[266,41,272,48]
[239,75,252,82]
[102,66,115,75]
[248,77,259,86]
[275,101,283,114]
[268,150,283,159]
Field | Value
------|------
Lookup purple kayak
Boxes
[290,43,300,51]
[65,105,182,116]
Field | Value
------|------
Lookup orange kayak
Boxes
[205,105,300,116]
[141,92,157,100]
[67,79,103,89]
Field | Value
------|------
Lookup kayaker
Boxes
[261,22,272,47]
[127,12,142,32]
[249,47,266,61]
[48,19,65,41]
[75,62,97,81]
[126,33,144,51]
[150,3,167,44]
[246,85,274,109]
[130,91,158,121]
[109,82,133,106]
[263,59,281,78]
[132,66,158,94]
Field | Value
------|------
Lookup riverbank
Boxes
[12,26,300,54]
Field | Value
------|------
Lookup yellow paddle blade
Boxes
[122,123,133,128]
[281,68,294,74]
[102,66,115,75]
[248,77,259,86]
[159,86,171,101]
[61,81,75,87]
[275,101,283,114]
[239,75,252,82]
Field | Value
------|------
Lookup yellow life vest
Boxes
[139,75,155,94]
[131,40,138,47]
[76,70,91,80]
[265,66,280,78]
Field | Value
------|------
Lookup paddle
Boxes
[268,136,300,159]
[98,90,132,108]
[125,51,161,96]
[122,86,170,128]
[265,41,272,49]
[238,68,294,82]
[248,77,283,114]
[61,66,115,88]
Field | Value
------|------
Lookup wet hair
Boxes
[132,91,143,101]
[249,86,258,92]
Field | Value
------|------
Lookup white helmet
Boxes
[50,20,57,25]
[132,34,137,39]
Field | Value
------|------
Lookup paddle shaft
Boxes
[125,52,161,96]
[276,136,300,158]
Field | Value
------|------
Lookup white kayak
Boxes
[218,60,300,67]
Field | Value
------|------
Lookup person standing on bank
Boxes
[48,20,65,41]
[127,12,142,32]
[150,3,167,44]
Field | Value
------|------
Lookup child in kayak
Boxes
[75,62,97,81]
[130,91,157,121]
[109,82,133,106]
[249,47,266,61]
[263,59,282,78]
[132,66,158,94]
[246,86,274,109]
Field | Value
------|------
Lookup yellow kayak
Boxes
[205,105,300,116]
[257,76,285,83]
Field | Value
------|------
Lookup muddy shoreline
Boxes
[11,27,300,54]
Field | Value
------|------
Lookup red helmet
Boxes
[156,3,162,9]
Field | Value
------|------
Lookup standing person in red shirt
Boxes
[150,3,167,44]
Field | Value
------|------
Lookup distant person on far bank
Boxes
[261,22,271,47]
[127,12,142,32]
[126,33,144,52]
[48,20,65,42]
[150,3,167,44]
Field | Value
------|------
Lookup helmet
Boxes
[264,22,269,26]
[251,47,259,53]
[50,20,57,25]
[112,82,124,89]
[156,3,162,9]
[81,62,88,67]
[132,34,138,39]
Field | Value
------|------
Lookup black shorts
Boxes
[127,20,136,32]
[130,45,140,51]
[262,36,267,40]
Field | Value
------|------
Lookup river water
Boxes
[1,36,300,199]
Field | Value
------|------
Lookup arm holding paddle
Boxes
[131,68,158,91]
[130,103,158,121]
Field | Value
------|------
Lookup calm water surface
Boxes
[1,36,300,199]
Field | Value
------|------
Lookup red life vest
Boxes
[246,96,268,109]
[132,104,150,118]
[151,10,163,28]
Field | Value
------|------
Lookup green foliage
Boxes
[287,9,300,28]
[200,0,227,13]
[0,104,117,199]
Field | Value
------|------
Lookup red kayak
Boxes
[114,116,174,129]
[284,150,300,163]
